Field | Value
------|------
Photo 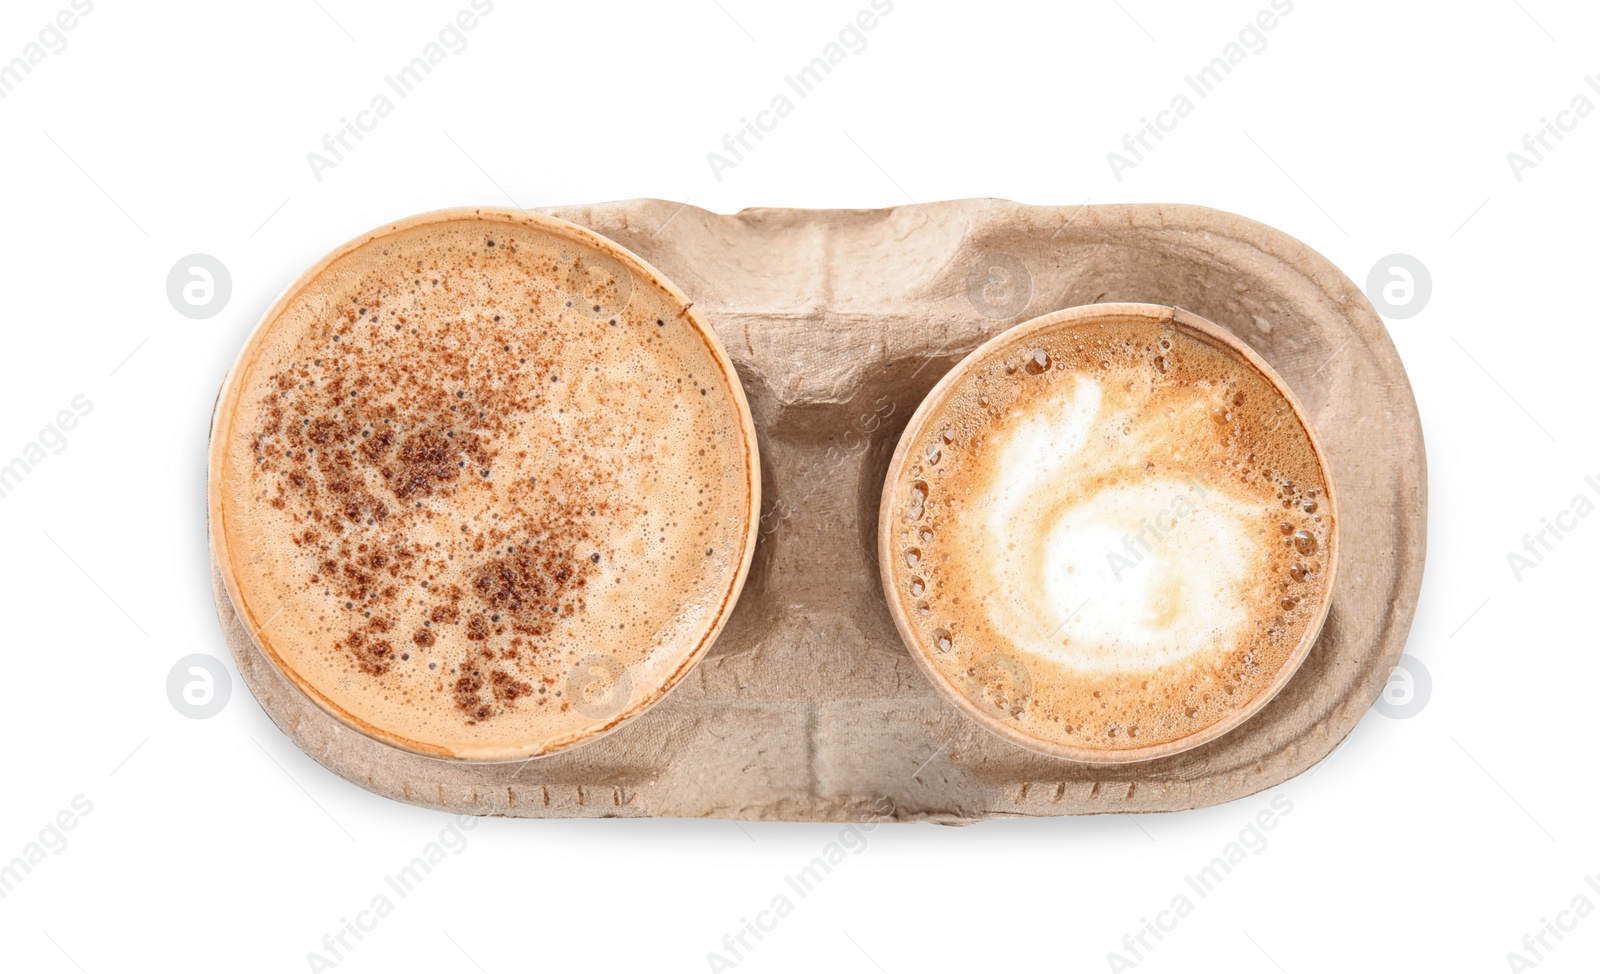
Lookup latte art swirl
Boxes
[977,376,1278,673]
[882,306,1336,761]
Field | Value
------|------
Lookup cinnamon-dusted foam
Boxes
[210,212,756,760]
[882,306,1336,761]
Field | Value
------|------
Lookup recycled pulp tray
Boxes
[211,199,1427,822]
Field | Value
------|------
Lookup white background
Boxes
[0,1,1594,972]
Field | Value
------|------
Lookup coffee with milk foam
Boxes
[211,214,756,760]
[884,307,1334,758]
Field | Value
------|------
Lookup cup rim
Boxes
[207,207,762,763]
[877,302,1340,765]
